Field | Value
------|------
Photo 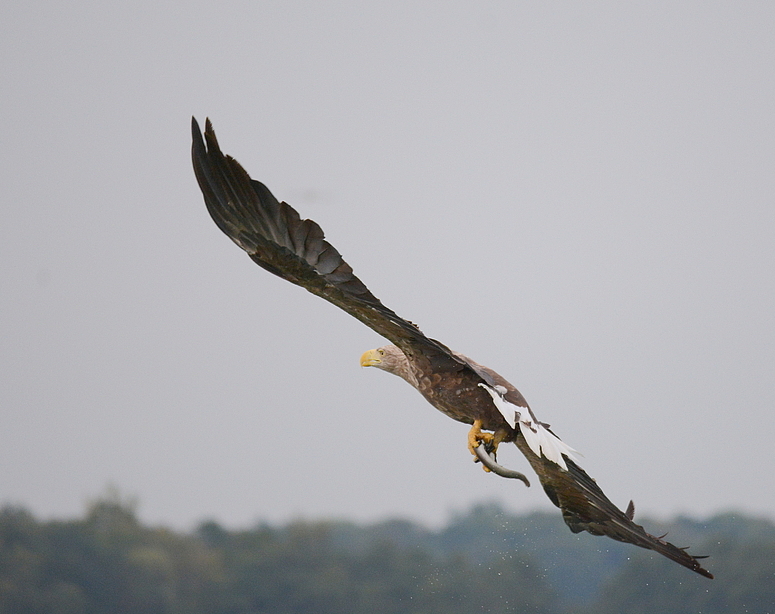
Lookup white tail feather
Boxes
[479,383,576,470]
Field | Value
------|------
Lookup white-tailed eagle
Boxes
[192,118,712,579]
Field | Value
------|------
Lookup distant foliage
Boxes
[0,499,773,614]
[587,513,775,614]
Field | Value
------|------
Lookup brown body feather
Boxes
[192,117,712,579]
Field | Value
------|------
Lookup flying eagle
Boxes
[191,118,713,579]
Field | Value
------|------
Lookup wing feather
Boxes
[192,117,462,372]
[518,439,713,578]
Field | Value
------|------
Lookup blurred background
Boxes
[1,1,773,532]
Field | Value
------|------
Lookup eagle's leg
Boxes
[467,419,493,454]
[488,429,510,457]
[468,419,510,472]
[468,418,505,473]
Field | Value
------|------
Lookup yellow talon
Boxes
[468,419,496,471]
[468,420,512,473]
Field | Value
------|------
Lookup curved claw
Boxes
[473,445,531,487]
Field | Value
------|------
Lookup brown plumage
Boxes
[192,117,713,579]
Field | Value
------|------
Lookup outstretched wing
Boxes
[468,360,713,578]
[192,117,462,373]
[520,439,714,578]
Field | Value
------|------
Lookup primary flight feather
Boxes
[192,117,712,579]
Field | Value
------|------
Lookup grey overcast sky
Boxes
[1,1,773,530]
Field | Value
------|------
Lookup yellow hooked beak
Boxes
[360,348,382,367]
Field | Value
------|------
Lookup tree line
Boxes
[1,495,773,613]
